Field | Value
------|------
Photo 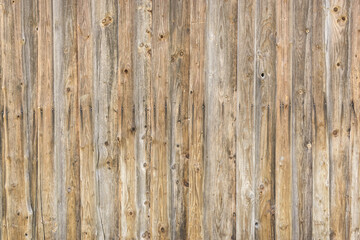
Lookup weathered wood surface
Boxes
[0,0,359,239]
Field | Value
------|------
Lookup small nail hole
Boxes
[333,7,338,12]
[260,73,265,78]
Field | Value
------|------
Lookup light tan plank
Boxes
[237,0,256,238]
[132,0,152,239]
[292,0,313,238]
[118,0,137,238]
[21,0,38,238]
[349,0,360,239]
[204,0,237,239]
[312,0,330,238]
[327,0,351,238]
[188,0,206,239]
[37,0,57,238]
[77,0,97,238]
[275,0,293,238]
[150,1,171,239]
[1,0,33,238]
[254,0,276,238]
[92,0,120,238]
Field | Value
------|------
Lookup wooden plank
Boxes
[188,0,206,239]
[169,0,190,239]
[21,0,38,238]
[150,1,171,239]
[236,0,256,238]
[292,0,313,238]
[349,0,360,239]
[312,0,330,238]
[254,0,276,238]
[132,0,152,239]
[53,0,80,238]
[77,0,97,238]
[92,0,120,238]
[1,0,32,238]
[327,0,351,238]
[118,0,137,238]
[37,0,57,238]
[275,0,293,238]
[204,0,237,239]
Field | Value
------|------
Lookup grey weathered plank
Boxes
[204,0,237,239]
[169,0,190,239]
[132,0,152,239]
[236,0,256,238]
[312,0,330,238]
[92,0,120,238]
[254,0,276,238]
[292,0,313,238]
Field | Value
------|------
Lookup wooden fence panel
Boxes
[0,0,359,239]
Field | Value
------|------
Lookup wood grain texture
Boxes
[204,0,237,239]
[312,0,330,239]
[275,0,292,238]
[0,1,359,239]
[327,0,351,239]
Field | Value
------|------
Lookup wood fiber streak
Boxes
[0,1,358,239]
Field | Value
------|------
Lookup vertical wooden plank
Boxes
[236,0,255,238]
[1,0,32,238]
[349,0,360,238]
[188,0,206,239]
[327,0,351,238]
[169,0,190,239]
[53,0,80,238]
[21,0,38,238]
[77,0,96,238]
[92,0,120,238]
[118,0,137,238]
[132,0,152,239]
[292,0,313,238]
[204,0,237,239]
[312,0,330,238]
[37,0,57,238]
[150,1,171,239]
[275,0,293,238]
[254,0,276,238]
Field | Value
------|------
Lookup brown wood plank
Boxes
[327,0,351,239]
[312,0,330,238]
[254,0,276,238]
[77,0,96,238]
[37,0,57,238]
[21,0,38,238]
[292,0,313,238]
[349,0,360,239]
[169,0,190,239]
[1,0,33,238]
[275,0,293,238]
[188,0,206,239]
[150,1,171,239]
